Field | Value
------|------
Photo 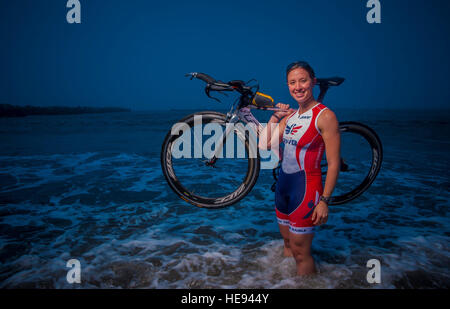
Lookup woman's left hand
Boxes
[312,202,329,226]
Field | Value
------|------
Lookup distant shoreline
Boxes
[0,104,131,118]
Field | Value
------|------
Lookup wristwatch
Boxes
[319,196,331,204]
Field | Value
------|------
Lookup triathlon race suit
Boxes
[275,103,328,234]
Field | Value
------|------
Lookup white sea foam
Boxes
[0,111,449,288]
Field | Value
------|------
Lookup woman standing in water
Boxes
[259,61,340,275]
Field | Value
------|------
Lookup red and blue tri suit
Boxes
[275,103,328,234]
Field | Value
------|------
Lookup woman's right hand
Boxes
[273,103,291,119]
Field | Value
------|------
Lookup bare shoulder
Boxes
[287,108,297,115]
[317,108,339,131]
[320,108,338,121]
[280,109,296,126]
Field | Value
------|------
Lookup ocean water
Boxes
[0,108,449,289]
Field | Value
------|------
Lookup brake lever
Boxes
[205,85,221,103]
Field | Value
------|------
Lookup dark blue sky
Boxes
[1,0,449,110]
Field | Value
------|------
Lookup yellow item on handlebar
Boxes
[251,92,274,108]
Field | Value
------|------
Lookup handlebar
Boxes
[186,72,345,104]
[185,72,217,84]
[186,72,255,102]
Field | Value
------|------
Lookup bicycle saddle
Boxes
[316,77,345,87]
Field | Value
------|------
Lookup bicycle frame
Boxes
[204,105,283,165]
[185,72,343,166]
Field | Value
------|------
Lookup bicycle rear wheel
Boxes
[271,121,383,205]
[161,111,260,208]
[323,121,383,205]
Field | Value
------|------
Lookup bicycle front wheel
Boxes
[161,111,261,208]
[322,121,383,205]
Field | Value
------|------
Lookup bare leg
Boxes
[289,232,316,276]
[278,224,293,257]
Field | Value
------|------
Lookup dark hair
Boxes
[286,61,316,80]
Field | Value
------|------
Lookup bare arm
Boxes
[319,109,341,198]
[312,109,340,225]
[258,104,293,151]
[258,115,285,151]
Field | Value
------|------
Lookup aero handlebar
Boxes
[185,72,253,102]
[186,72,345,103]
[186,72,217,84]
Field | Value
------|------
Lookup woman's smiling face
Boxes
[287,67,316,104]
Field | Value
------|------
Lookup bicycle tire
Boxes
[329,121,383,205]
[161,111,261,208]
[272,121,383,205]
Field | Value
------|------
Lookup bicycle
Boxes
[161,72,383,208]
